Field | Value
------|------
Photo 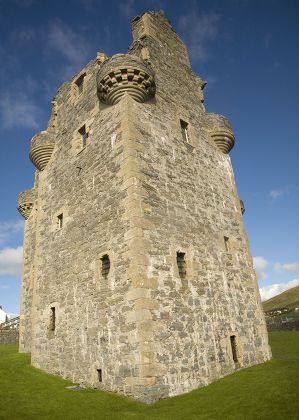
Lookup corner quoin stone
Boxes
[18,10,271,404]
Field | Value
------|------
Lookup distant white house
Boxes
[0,306,8,323]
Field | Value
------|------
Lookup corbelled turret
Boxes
[97,54,156,105]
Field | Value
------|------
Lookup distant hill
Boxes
[263,285,299,312]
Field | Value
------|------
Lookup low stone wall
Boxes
[267,320,299,332]
[0,329,19,344]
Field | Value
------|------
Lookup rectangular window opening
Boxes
[79,125,88,148]
[176,252,186,279]
[97,369,102,382]
[230,335,238,363]
[101,254,110,278]
[224,236,230,252]
[57,213,63,229]
[50,307,56,331]
[180,119,189,143]
[75,74,85,95]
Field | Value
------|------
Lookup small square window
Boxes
[230,335,238,362]
[176,252,186,279]
[101,254,110,278]
[78,125,88,148]
[180,119,189,143]
[97,369,102,382]
[57,213,63,229]
[50,307,56,331]
[75,73,85,95]
[224,236,229,252]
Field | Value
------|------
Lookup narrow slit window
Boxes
[79,125,88,148]
[50,307,56,331]
[57,213,63,229]
[75,74,85,95]
[224,236,229,252]
[176,252,186,279]
[97,369,102,382]
[180,119,189,143]
[230,335,238,362]
[101,254,110,278]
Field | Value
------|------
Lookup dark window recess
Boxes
[97,369,102,382]
[75,74,85,94]
[57,213,63,229]
[101,254,110,278]
[50,307,56,331]
[79,125,88,148]
[230,335,238,362]
[180,119,189,143]
[177,252,187,279]
[224,236,229,252]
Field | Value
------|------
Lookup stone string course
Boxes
[18,10,271,404]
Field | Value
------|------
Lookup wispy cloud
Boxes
[47,20,91,79]
[75,0,98,10]
[178,11,220,63]
[268,185,297,201]
[119,0,136,18]
[274,262,299,273]
[269,189,284,200]
[0,220,23,246]
[10,27,36,46]
[253,256,268,280]
[0,91,41,129]
[0,246,23,277]
[259,279,299,302]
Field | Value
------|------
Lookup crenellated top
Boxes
[30,131,55,171]
[96,54,156,105]
[18,188,36,219]
[205,113,235,154]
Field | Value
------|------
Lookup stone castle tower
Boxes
[18,11,271,403]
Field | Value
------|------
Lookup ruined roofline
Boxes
[132,10,172,29]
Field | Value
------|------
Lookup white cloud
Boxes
[0,91,41,129]
[269,189,284,200]
[179,11,219,63]
[0,220,24,246]
[47,21,90,78]
[0,246,23,277]
[119,0,136,18]
[259,279,299,302]
[274,262,299,273]
[253,256,268,280]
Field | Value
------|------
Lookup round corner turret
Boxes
[29,131,55,171]
[205,113,235,154]
[96,54,156,105]
[18,188,36,219]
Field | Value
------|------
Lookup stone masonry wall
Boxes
[19,176,38,353]
[19,11,271,403]
[125,12,271,401]
[0,330,19,345]
[29,58,145,396]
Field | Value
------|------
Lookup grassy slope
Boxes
[263,285,299,312]
[0,332,298,420]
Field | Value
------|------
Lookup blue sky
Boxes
[0,0,298,314]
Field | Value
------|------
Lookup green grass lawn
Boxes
[1,332,298,420]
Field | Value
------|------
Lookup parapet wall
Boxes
[0,330,19,345]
